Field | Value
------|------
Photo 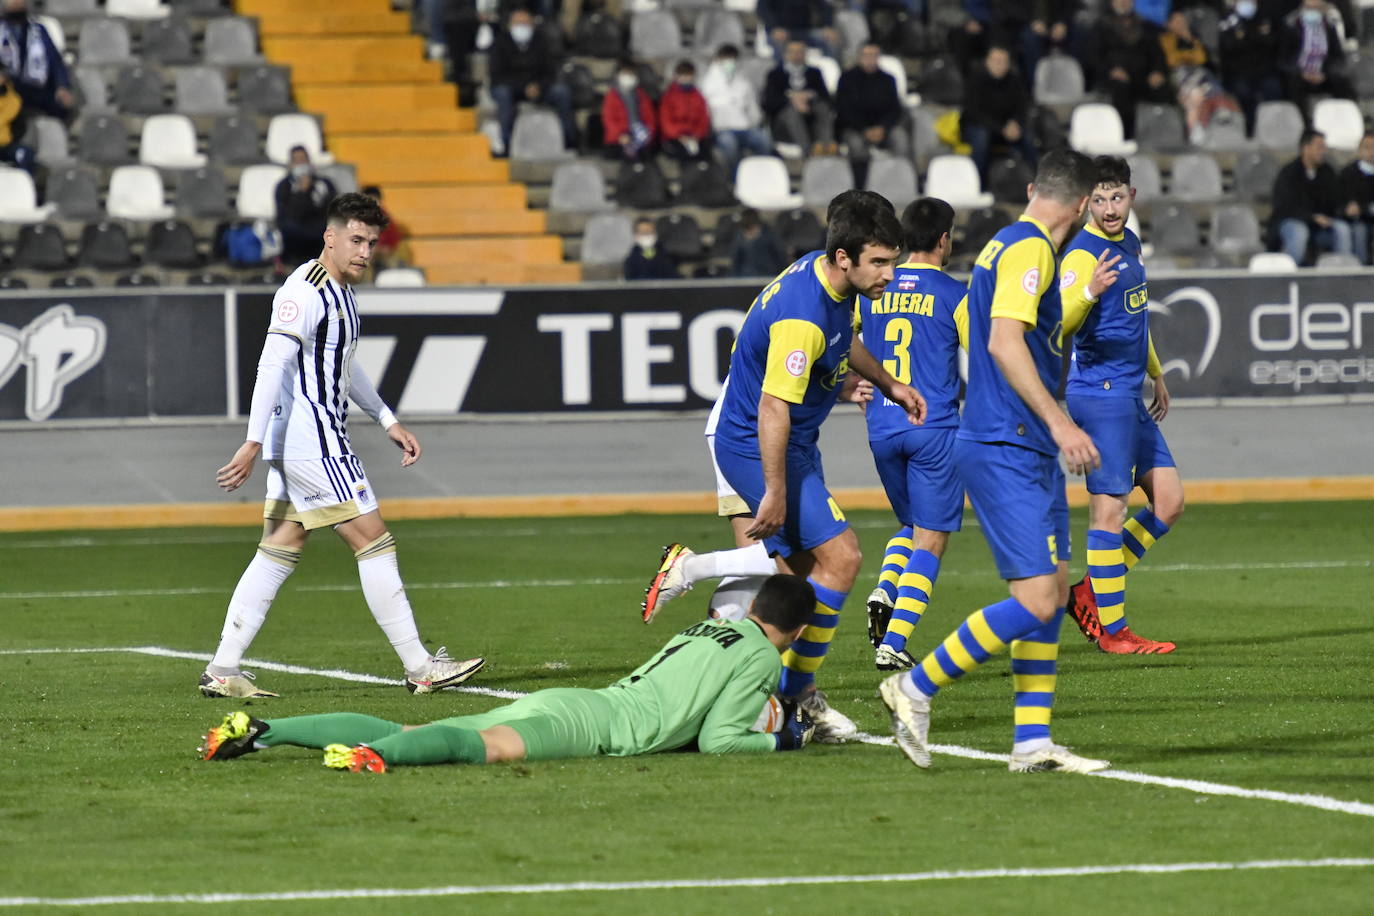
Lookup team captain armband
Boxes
[762,318,826,404]
[989,237,1056,326]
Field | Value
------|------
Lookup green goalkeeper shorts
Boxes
[432,688,616,762]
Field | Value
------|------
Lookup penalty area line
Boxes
[2,858,1372,907]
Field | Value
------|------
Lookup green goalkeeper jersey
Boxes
[598,617,781,756]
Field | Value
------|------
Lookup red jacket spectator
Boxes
[658,82,710,143]
[601,86,657,152]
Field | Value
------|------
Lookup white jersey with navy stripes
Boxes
[263,260,363,461]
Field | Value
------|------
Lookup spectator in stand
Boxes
[659,60,712,163]
[362,185,408,269]
[1279,0,1354,118]
[960,45,1037,185]
[0,0,72,121]
[763,39,836,158]
[1270,128,1355,265]
[1092,0,1170,140]
[602,58,657,161]
[1219,0,1283,136]
[730,208,787,278]
[835,42,909,187]
[757,0,839,59]
[1161,10,1241,144]
[489,6,577,156]
[0,68,35,174]
[700,44,771,177]
[275,145,337,266]
[624,216,678,280]
[1338,132,1374,264]
[1022,0,1080,78]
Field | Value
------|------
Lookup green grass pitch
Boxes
[3,501,1373,914]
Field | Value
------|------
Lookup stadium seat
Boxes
[106,165,175,220]
[1033,54,1085,106]
[655,213,705,261]
[106,0,169,18]
[865,156,918,210]
[925,154,993,207]
[115,272,161,287]
[112,65,168,114]
[1232,150,1280,201]
[615,159,670,209]
[140,115,207,169]
[1254,101,1304,151]
[1312,98,1364,151]
[45,0,99,15]
[1316,251,1362,269]
[77,221,137,269]
[1149,204,1201,254]
[709,209,745,258]
[510,109,573,161]
[1069,103,1138,155]
[12,224,70,270]
[988,157,1033,204]
[265,114,333,166]
[679,159,737,207]
[1353,52,1374,98]
[209,115,261,165]
[204,18,262,65]
[628,10,683,60]
[319,162,357,194]
[693,9,745,56]
[1134,103,1185,151]
[1209,204,1263,258]
[237,66,294,113]
[186,271,232,286]
[72,66,111,112]
[549,160,612,212]
[51,275,96,289]
[801,156,855,208]
[142,17,195,64]
[915,54,962,106]
[776,208,825,258]
[580,212,635,265]
[46,166,103,220]
[573,11,624,58]
[28,116,72,166]
[144,219,203,267]
[174,166,231,219]
[374,267,427,287]
[77,17,131,66]
[961,206,1012,255]
[77,115,132,165]
[910,106,943,166]
[1199,108,1249,150]
[734,156,802,209]
[1125,154,1162,201]
[812,55,841,96]
[175,67,232,115]
[877,54,910,104]
[834,9,871,62]
[1248,251,1298,273]
[1167,153,1223,201]
[0,276,28,289]
[236,164,286,220]
[0,167,56,222]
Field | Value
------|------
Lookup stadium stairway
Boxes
[237,0,579,285]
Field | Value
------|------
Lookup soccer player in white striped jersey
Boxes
[199,192,485,699]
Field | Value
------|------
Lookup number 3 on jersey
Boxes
[882,318,913,384]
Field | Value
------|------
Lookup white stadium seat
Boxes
[105,0,169,18]
[265,113,334,166]
[1069,103,1138,155]
[106,165,175,220]
[1248,252,1298,273]
[236,163,287,220]
[374,267,427,287]
[1312,98,1364,151]
[734,156,802,210]
[139,114,207,169]
[0,166,57,222]
[925,154,993,208]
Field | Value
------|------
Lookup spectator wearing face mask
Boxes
[1279,0,1354,118]
[659,60,712,162]
[274,145,337,266]
[489,7,577,155]
[624,217,678,280]
[602,59,657,161]
[700,44,771,177]
[1220,0,1283,136]
[762,39,836,158]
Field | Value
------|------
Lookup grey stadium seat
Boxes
[549,160,611,212]
[72,66,111,112]
[1134,103,1185,151]
[655,212,704,261]
[510,109,572,161]
[1232,150,1280,201]
[175,67,232,115]
[580,212,634,265]
[1125,154,1162,201]
[1149,204,1201,254]
[1209,204,1263,257]
[174,166,231,219]
[693,9,745,57]
[628,10,682,60]
[1199,108,1248,150]
[1317,251,1362,269]
[834,9,871,63]
[237,66,293,113]
[27,116,72,165]
[208,115,260,164]
[141,18,196,64]
[144,219,203,268]
[801,156,855,208]
[45,0,99,13]
[77,221,137,270]
[1033,53,1085,106]
[1254,101,1305,151]
[1167,153,1223,201]
[77,115,132,165]
[318,162,357,194]
[77,17,131,66]
[45,166,103,220]
[112,66,167,114]
[865,156,918,210]
[12,224,70,271]
[204,18,262,65]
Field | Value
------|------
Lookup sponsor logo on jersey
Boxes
[302,491,328,502]
[785,349,808,376]
[828,330,842,346]
[1124,282,1149,314]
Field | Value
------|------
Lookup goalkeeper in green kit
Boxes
[199,575,819,773]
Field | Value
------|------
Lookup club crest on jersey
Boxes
[276,299,300,323]
[1059,270,1077,289]
[1021,267,1041,296]
[785,349,808,377]
[355,484,369,503]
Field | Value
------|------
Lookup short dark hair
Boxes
[326,192,389,231]
[675,59,695,76]
[826,189,896,223]
[1031,148,1096,204]
[826,199,902,262]
[289,144,308,157]
[1300,128,1325,149]
[361,184,382,199]
[1093,155,1131,189]
[716,43,739,59]
[749,574,815,632]
[901,197,955,254]
[740,207,762,231]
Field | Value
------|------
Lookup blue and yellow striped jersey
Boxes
[858,262,969,436]
[1060,224,1160,397]
[714,253,856,456]
[957,216,1062,457]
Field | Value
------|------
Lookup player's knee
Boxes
[913,528,949,557]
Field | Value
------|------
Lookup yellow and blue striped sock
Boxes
[880,549,940,653]
[1087,528,1128,635]
[876,526,913,605]
[909,597,1042,697]
[1122,509,1171,571]
[1011,608,1063,753]
[779,578,847,699]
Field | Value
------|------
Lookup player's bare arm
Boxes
[1148,373,1170,422]
[987,316,1099,474]
[386,423,422,467]
[749,393,791,540]
[848,336,927,424]
[216,440,261,492]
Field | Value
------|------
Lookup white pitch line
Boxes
[5,646,1374,819]
[2,858,1371,907]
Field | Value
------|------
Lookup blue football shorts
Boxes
[712,438,850,558]
[1067,394,1176,496]
[955,438,1070,580]
[869,425,964,533]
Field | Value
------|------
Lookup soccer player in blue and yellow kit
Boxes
[652,200,926,743]
[1059,156,1183,655]
[880,149,1113,774]
[858,198,970,671]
